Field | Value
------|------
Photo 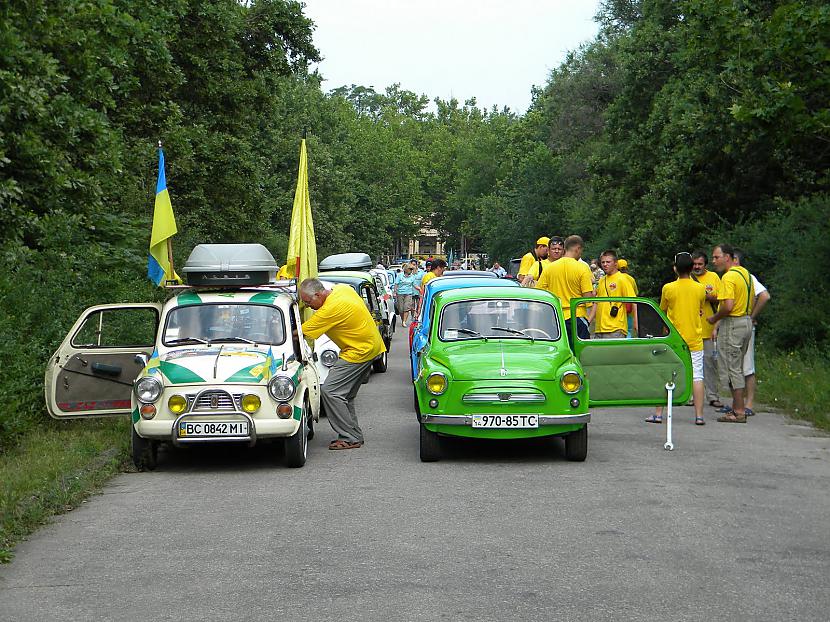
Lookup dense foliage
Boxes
[0,0,827,451]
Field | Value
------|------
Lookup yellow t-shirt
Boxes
[719,267,754,317]
[660,278,706,352]
[536,257,594,320]
[421,271,438,290]
[619,272,638,295]
[595,271,635,333]
[693,270,720,338]
[518,252,549,280]
[301,284,386,364]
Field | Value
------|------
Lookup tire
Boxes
[564,425,588,462]
[419,424,441,462]
[284,402,309,468]
[131,424,157,471]
[372,349,388,373]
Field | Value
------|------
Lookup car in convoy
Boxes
[413,286,692,462]
[44,244,320,470]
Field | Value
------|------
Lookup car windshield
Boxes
[438,299,560,341]
[163,304,286,346]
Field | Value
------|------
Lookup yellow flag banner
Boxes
[286,139,318,284]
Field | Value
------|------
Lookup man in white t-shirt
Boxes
[718,251,770,416]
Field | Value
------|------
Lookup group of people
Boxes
[389,258,448,326]
[518,234,770,426]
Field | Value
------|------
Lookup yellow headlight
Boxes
[560,372,582,394]
[427,372,447,395]
[168,394,187,415]
[241,394,261,413]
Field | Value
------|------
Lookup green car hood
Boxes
[433,341,569,380]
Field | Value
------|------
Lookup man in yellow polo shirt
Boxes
[691,250,723,408]
[536,234,594,348]
[591,249,637,339]
[648,252,707,425]
[300,279,386,449]
[517,237,549,285]
[707,244,754,423]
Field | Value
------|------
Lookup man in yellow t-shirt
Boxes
[707,244,754,423]
[691,250,723,408]
[517,237,550,284]
[536,234,594,348]
[648,252,707,425]
[591,250,637,339]
[300,279,386,449]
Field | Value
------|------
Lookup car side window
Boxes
[72,308,157,348]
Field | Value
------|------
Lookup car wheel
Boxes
[419,424,441,462]
[284,402,309,468]
[131,425,157,471]
[372,350,388,373]
[564,425,588,462]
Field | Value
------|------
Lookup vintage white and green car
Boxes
[44,245,320,470]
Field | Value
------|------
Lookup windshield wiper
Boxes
[209,337,256,345]
[490,326,534,342]
[454,327,487,341]
[167,337,209,345]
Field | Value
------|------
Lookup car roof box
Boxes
[182,244,278,286]
[319,252,372,271]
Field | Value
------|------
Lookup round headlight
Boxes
[135,376,163,403]
[268,376,296,401]
[560,371,583,394]
[241,393,261,413]
[426,372,447,395]
[168,394,187,414]
[320,349,338,368]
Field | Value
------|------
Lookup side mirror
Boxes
[134,353,149,366]
[312,351,319,362]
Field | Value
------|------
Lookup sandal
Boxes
[744,408,755,417]
[328,439,363,450]
[695,416,706,426]
[717,412,747,423]
[645,415,663,424]
[716,404,734,413]
[709,400,725,408]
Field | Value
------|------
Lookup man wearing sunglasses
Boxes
[548,236,565,262]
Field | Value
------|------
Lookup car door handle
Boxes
[652,347,668,355]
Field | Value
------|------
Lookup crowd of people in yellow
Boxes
[518,234,769,426]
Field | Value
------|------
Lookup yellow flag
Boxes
[286,139,318,285]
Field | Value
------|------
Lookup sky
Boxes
[302,0,603,114]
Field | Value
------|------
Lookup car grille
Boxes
[186,391,243,412]
[462,391,546,403]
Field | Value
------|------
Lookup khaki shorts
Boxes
[594,330,627,339]
[719,316,752,390]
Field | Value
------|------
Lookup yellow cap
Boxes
[617,259,628,269]
[536,237,550,246]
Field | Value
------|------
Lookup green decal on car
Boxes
[159,360,206,384]
[176,291,202,305]
[131,408,140,424]
[293,405,303,421]
[249,292,277,304]
[224,360,284,383]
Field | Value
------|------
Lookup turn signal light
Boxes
[277,403,293,419]
[139,404,157,419]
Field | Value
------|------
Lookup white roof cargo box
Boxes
[182,244,278,286]
[319,252,372,271]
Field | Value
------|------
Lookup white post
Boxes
[664,381,675,451]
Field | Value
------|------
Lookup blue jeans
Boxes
[564,317,590,350]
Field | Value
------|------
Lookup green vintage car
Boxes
[414,287,692,462]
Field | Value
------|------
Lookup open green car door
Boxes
[571,297,692,407]
[45,304,161,419]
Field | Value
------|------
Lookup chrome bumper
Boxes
[171,412,257,447]
[420,413,590,426]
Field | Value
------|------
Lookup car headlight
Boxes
[426,372,448,395]
[560,371,583,394]
[135,376,163,403]
[268,375,296,401]
[241,393,261,413]
[320,349,338,368]
[168,394,187,414]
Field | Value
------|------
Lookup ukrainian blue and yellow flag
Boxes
[148,148,181,286]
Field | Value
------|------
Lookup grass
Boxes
[0,417,129,563]
[755,344,830,432]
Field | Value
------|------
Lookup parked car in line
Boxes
[413,286,692,462]
[369,267,397,335]
[44,244,321,470]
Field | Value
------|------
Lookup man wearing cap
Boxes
[518,237,550,285]
[548,236,565,262]
[536,235,594,348]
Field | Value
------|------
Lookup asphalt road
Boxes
[2,337,829,622]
